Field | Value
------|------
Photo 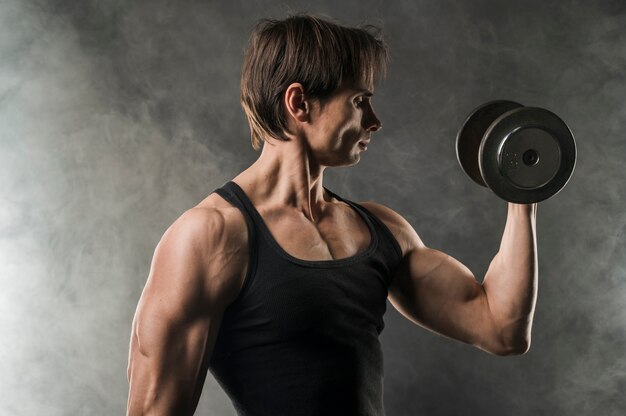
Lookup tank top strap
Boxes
[212,181,262,252]
[324,187,403,262]
[215,181,258,224]
[322,186,374,228]
[211,181,260,296]
[218,181,279,243]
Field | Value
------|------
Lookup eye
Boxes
[354,97,365,108]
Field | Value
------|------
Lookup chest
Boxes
[257,204,373,262]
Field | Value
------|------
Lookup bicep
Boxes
[388,246,504,355]
[128,299,218,415]
[127,209,232,415]
[359,200,507,354]
[128,318,210,411]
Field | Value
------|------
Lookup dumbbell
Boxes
[456,100,577,204]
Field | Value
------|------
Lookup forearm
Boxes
[482,202,538,352]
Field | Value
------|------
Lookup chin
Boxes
[340,153,361,168]
[317,146,362,168]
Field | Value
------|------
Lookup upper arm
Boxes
[388,244,507,355]
[127,208,244,415]
[359,201,507,356]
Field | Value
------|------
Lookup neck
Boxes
[234,137,331,223]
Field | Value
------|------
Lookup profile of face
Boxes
[290,81,382,168]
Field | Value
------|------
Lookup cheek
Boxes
[329,121,356,143]
[339,117,362,140]
[336,109,361,134]
[316,104,361,146]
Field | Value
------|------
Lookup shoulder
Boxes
[165,205,246,252]
[154,205,249,304]
[183,192,251,246]
[357,200,425,256]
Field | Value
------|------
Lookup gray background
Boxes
[1,0,624,415]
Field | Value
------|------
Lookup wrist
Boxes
[507,202,537,217]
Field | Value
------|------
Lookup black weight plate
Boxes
[456,100,523,187]
[499,127,561,189]
[479,107,576,203]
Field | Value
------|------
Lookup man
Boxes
[127,13,537,416]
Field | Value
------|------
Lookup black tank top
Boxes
[207,181,404,416]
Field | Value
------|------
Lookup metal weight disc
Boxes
[479,107,576,203]
[456,100,523,187]
[499,127,561,188]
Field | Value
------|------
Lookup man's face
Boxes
[305,81,382,167]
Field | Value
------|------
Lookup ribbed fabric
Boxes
[208,181,403,416]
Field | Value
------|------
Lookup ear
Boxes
[283,83,310,123]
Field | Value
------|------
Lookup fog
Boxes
[0,0,624,414]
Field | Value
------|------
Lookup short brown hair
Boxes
[240,13,389,150]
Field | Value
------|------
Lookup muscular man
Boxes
[127,13,537,416]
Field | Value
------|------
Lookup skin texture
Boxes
[126,80,538,415]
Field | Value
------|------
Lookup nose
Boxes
[364,106,382,132]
